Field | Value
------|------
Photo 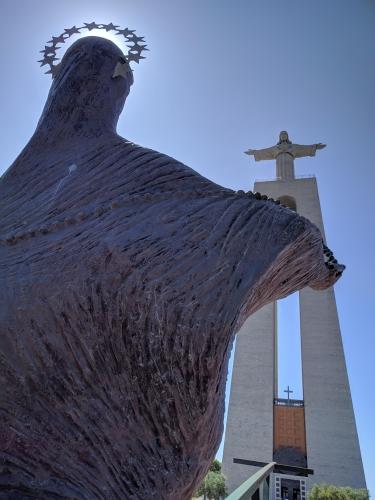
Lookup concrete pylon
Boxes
[222,135,366,494]
[222,303,277,492]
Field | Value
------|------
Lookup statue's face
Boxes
[112,56,134,86]
[279,131,289,142]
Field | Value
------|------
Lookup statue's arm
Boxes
[244,145,278,161]
[292,143,326,158]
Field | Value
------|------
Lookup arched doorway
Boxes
[278,195,297,211]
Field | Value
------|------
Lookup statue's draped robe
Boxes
[0,38,339,499]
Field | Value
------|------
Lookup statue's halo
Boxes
[38,22,148,78]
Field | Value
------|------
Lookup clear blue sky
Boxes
[1,0,374,494]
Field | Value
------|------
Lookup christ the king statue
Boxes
[245,130,326,180]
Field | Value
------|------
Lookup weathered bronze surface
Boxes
[0,37,343,499]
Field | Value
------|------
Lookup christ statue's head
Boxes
[278,131,291,144]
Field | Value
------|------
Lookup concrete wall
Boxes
[222,303,276,494]
[301,287,366,488]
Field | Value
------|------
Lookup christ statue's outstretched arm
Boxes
[245,145,279,161]
[292,143,326,158]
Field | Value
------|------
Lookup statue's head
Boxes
[278,131,291,144]
[37,37,134,138]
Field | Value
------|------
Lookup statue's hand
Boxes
[315,143,326,150]
[244,149,256,156]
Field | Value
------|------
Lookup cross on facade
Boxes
[284,385,293,402]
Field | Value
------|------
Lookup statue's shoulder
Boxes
[113,136,192,173]
[112,135,219,192]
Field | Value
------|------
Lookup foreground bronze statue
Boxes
[0,37,344,499]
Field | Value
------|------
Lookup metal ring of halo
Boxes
[38,22,148,77]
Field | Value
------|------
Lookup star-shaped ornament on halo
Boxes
[128,42,149,53]
[38,55,58,67]
[116,27,135,38]
[127,34,145,44]
[63,26,81,37]
[84,22,100,31]
[40,45,56,55]
[101,22,119,32]
[47,35,66,45]
[45,64,61,77]
[127,52,145,64]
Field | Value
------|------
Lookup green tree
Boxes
[209,459,222,474]
[195,461,227,500]
[308,484,369,500]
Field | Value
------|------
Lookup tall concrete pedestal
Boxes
[222,144,366,494]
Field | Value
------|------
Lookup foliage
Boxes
[209,459,222,474]
[308,484,369,500]
[195,461,227,500]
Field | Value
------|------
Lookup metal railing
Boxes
[254,174,315,183]
[227,459,314,499]
[226,462,275,500]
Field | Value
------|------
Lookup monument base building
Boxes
[222,132,366,497]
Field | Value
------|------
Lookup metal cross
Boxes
[284,385,293,402]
